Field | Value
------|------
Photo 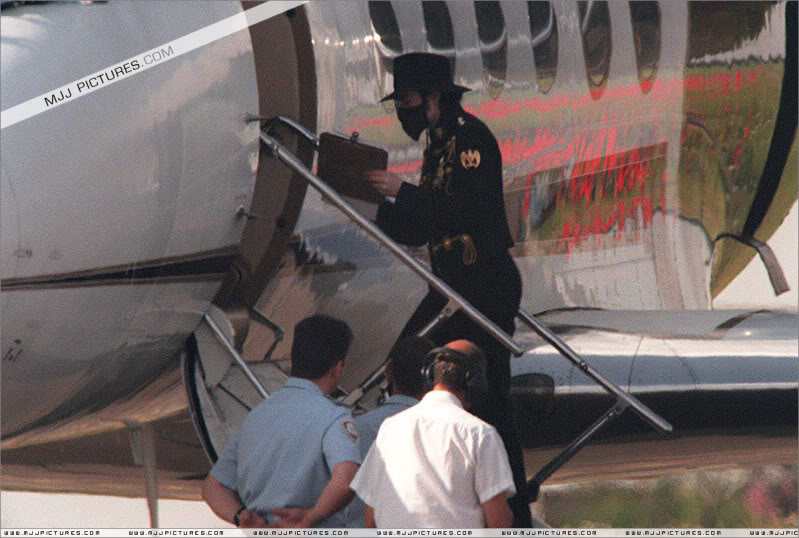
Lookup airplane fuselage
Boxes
[1,1,796,490]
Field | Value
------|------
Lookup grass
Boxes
[540,465,798,528]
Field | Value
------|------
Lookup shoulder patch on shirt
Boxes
[460,149,481,169]
[342,420,359,441]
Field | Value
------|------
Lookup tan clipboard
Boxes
[316,132,388,204]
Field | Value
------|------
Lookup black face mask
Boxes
[397,103,428,141]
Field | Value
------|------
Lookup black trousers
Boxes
[398,255,532,528]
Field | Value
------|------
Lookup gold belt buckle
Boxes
[432,234,477,265]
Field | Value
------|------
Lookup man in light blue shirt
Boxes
[202,315,361,528]
[347,335,435,526]
[354,336,435,456]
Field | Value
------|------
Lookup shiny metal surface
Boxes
[510,310,797,450]
[517,308,672,433]
[0,1,795,503]
[257,1,794,392]
[239,0,796,484]
[203,312,268,399]
[1,2,258,277]
[1,1,260,440]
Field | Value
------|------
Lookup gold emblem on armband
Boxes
[460,150,481,169]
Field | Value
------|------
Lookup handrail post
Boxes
[248,306,285,363]
[203,313,269,399]
[526,401,629,502]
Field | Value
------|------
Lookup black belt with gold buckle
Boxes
[430,234,477,265]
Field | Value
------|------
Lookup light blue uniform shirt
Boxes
[210,377,362,528]
[354,394,419,459]
[346,394,418,527]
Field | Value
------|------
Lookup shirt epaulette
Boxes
[332,400,353,411]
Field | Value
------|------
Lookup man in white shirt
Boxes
[350,340,515,528]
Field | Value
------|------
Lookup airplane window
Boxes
[578,0,612,99]
[629,1,661,93]
[474,1,508,99]
[422,1,456,73]
[369,1,403,71]
[527,1,559,93]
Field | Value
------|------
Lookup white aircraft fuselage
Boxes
[1,0,796,494]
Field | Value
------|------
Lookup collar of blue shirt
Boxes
[384,394,419,407]
[284,376,324,394]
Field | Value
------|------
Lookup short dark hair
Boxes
[290,315,353,380]
[432,346,486,395]
[388,336,436,399]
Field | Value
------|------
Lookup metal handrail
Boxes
[526,401,629,501]
[258,118,676,495]
[258,118,673,437]
[203,313,268,399]
[248,306,285,363]
[516,308,672,433]
[251,115,320,147]
[259,129,524,357]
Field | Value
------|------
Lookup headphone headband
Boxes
[421,347,482,389]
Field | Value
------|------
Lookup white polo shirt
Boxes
[350,390,515,528]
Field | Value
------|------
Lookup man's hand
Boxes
[203,475,262,527]
[268,507,312,528]
[238,509,268,528]
[365,505,376,528]
[365,170,404,198]
[482,492,513,528]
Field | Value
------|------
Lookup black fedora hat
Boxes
[381,52,471,102]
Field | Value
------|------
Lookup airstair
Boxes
[185,117,673,501]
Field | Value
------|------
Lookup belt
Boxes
[430,233,477,265]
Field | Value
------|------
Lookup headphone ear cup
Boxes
[421,347,445,389]
[466,367,480,389]
[422,360,435,388]
[465,360,486,389]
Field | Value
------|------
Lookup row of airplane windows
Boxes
[368,1,662,98]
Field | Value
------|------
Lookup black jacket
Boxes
[376,106,515,295]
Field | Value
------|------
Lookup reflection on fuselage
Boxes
[0,1,795,492]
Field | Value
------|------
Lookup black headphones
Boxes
[421,347,482,389]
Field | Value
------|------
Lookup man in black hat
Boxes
[365,52,531,527]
